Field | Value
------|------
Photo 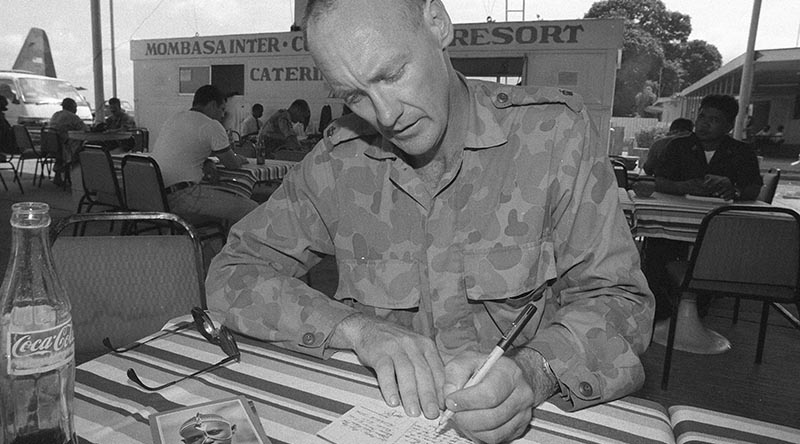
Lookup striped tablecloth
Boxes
[626,192,771,242]
[74,321,677,444]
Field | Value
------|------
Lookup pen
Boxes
[436,282,549,432]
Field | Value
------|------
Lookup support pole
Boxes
[91,0,105,124]
[110,0,117,98]
[734,0,762,140]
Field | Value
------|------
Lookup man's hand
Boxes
[442,350,549,443]
[703,174,735,200]
[329,313,445,419]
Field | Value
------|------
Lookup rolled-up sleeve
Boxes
[205,149,357,358]
[527,109,655,411]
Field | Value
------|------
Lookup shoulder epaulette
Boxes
[484,84,584,113]
[323,113,379,151]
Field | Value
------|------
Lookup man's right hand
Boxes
[329,313,446,419]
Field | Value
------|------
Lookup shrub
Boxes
[635,126,667,148]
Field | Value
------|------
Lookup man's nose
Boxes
[371,88,401,129]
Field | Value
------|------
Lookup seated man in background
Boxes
[257,99,310,156]
[647,94,762,321]
[105,97,136,130]
[207,1,654,443]
[239,103,263,139]
[655,94,762,201]
[48,97,87,185]
[642,117,693,176]
[151,84,258,228]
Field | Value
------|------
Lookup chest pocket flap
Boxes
[464,238,557,302]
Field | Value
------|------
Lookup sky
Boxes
[1,0,799,108]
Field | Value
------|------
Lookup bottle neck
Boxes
[2,222,64,311]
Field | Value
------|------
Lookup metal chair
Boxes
[51,212,207,362]
[757,168,780,204]
[76,146,126,214]
[11,125,47,186]
[39,127,64,187]
[610,158,629,189]
[661,205,800,389]
[0,152,24,193]
[130,127,149,152]
[120,154,225,243]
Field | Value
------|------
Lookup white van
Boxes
[0,70,93,132]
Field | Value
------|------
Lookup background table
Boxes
[74,321,677,444]
[68,130,134,144]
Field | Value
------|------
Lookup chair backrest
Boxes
[757,168,781,204]
[610,158,628,189]
[51,212,206,357]
[121,154,170,212]
[685,205,800,301]
[78,147,125,208]
[318,104,332,134]
[11,125,35,153]
[130,127,149,152]
[40,127,62,157]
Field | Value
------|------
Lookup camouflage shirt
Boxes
[207,78,654,412]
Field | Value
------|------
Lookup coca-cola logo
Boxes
[10,323,74,359]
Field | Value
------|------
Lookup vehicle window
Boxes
[0,80,18,102]
[17,77,89,106]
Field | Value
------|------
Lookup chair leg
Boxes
[732,297,741,324]
[0,171,7,191]
[755,302,770,364]
[661,307,680,390]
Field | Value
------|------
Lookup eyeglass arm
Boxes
[103,321,194,353]
[127,353,240,391]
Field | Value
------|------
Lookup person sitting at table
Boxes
[642,117,693,176]
[256,99,310,157]
[206,1,654,443]
[647,94,762,321]
[655,94,762,201]
[103,97,137,152]
[239,103,263,140]
[48,97,87,186]
[150,84,257,228]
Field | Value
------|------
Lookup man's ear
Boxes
[424,0,454,49]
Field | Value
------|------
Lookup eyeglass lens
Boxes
[126,308,241,391]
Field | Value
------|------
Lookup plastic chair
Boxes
[76,146,126,214]
[661,205,800,389]
[757,168,780,204]
[11,125,47,186]
[51,211,207,362]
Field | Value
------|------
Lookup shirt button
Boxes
[497,92,509,103]
[302,333,315,345]
[579,382,593,397]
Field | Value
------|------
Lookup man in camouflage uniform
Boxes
[207,0,654,442]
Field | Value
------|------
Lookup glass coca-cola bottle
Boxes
[1,202,76,444]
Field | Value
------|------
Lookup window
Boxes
[179,66,210,95]
[211,65,244,97]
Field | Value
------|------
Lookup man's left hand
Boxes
[442,352,536,443]
[703,174,735,200]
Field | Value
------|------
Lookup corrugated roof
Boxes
[680,47,800,96]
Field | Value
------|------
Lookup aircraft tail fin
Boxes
[13,28,56,78]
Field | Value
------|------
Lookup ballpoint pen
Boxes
[436,282,550,432]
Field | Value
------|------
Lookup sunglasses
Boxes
[113,307,241,391]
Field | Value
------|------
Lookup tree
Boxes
[585,0,721,116]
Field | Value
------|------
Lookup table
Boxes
[620,192,772,354]
[74,318,677,443]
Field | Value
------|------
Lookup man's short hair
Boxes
[192,85,226,107]
[61,98,76,109]
[700,95,739,124]
[288,99,311,120]
[252,103,263,113]
[669,118,693,133]
[304,0,425,32]
[108,97,121,107]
